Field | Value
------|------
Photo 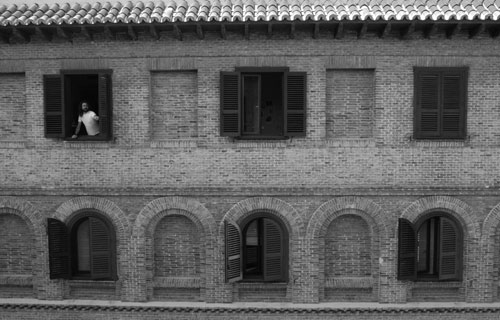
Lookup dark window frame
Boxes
[43,69,113,141]
[413,67,468,140]
[398,212,463,282]
[220,67,306,139]
[47,211,117,281]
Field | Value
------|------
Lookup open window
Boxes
[414,67,467,139]
[220,68,306,139]
[225,215,288,282]
[398,213,463,281]
[47,214,117,281]
[44,70,112,141]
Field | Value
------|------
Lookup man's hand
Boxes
[71,135,78,139]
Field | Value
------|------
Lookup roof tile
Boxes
[1,0,500,27]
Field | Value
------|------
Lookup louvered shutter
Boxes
[442,73,466,138]
[47,218,70,279]
[43,75,64,138]
[225,221,242,282]
[263,218,284,281]
[89,217,114,280]
[415,72,440,138]
[98,73,112,139]
[220,72,241,137]
[438,217,461,280]
[397,218,417,280]
[284,72,307,137]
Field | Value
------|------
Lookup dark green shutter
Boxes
[47,218,70,279]
[89,217,114,280]
[414,68,467,139]
[284,72,306,137]
[442,73,466,138]
[43,75,64,138]
[397,218,417,280]
[263,218,284,281]
[220,72,241,137]
[439,217,461,280]
[225,221,242,282]
[98,73,112,139]
[415,72,440,137]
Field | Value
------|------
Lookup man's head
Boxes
[81,101,89,112]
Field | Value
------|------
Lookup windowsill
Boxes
[0,275,33,286]
[63,136,112,142]
[153,276,201,288]
[150,139,198,148]
[68,279,117,287]
[235,135,289,140]
[409,136,470,147]
[236,282,288,288]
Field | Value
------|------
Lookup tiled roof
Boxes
[1,0,500,27]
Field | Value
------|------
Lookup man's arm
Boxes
[72,122,82,139]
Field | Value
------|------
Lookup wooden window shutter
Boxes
[98,73,112,139]
[220,72,241,137]
[225,221,242,282]
[438,217,461,280]
[284,72,307,137]
[263,218,284,281]
[43,75,64,138]
[442,72,466,138]
[415,72,440,138]
[89,217,114,280]
[397,218,417,281]
[47,218,70,279]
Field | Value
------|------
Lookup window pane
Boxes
[77,219,91,272]
[242,75,260,134]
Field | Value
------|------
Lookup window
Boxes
[225,215,288,282]
[44,70,112,140]
[414,67,467,139]
[220,68,306,139]
[47,214,117,280]
[398,213,463,281]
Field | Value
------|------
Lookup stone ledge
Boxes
[0,275,33,286]
[2,300,500,314]
[153,277,201,288]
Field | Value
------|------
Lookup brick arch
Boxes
[54,197,129,288]
[219,197,304,238]
[399,196,477,235]
[481,202,500,301]
[306,197,386,303]
[0,197,43,237]
[133,197,216,238]
[129,197,216,302]
[54,196,129,235]
[307,196,387,241]
[0,197,44,297]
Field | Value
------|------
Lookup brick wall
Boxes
[0,25,500,318]
[326,69,374,139]
[0,73,25,141]
[151,71,198,140]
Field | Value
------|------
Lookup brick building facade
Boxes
[2,0,500,318]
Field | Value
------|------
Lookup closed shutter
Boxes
[414,68,467,139]
[220,72,241,137]
[89,217,114,280]
[438,217,461,280]
[415,72,439,138]
[98,73,112,138]
[47,218,70,279]
[397,218,417,280]
[263,218,284,281]
[43,75,64,138]
[284,72,307,136]
[225,221,242,282]
[442,73,466,138]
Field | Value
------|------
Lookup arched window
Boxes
[225,215,288,282]
[398,212,463,281]
[47,213,117,280]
